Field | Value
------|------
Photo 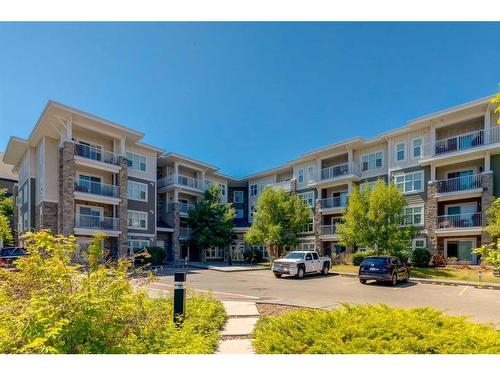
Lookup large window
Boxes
[412,138,423,159]
[297,243,315,251]
[361,151,383,171]
[127,210,148,230]
[396,143,405,161]
[233,191,244,203]
[404,205,424,225]
[235,209,244,219]
[301,219,314,233]
[395,171,423,193]
[307,166,314,183]
[219,184,226,197]
[250,184,258,196]
[128,239,150,251]
[298,191,315,208]
[297,169,304,183]
[126,152,147,172]
[127,180,148,202]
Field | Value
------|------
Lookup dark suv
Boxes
[0,247,26,268]
[358,256,409,286]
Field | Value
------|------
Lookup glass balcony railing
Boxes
[320,162,360,181]
[74,179,119,198]
[319,196,348,210]
[437,213,482,229]
[74,143,120,165]
[75,214,119,231]
[436,174,483,193]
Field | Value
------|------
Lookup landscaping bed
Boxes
[331,264,500,284]
[256,303,312,317]
[253,304,500,354]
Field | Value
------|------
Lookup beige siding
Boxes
[354,142,388,180]
[293,161,316,189]
[126,143,157,182]
[436,159,484,180]
[389,128,431,171]
[73,128,114,153]
[43,136,60,203]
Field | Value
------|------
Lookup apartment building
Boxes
[2,101,163,256]
[2,95,499,265]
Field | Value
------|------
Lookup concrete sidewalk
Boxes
[187,262,268,272]
[216,301,260,354]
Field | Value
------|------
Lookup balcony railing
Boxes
[436,174,483,194]
[75,214,119,231]
[319,195,348,210]
[158,174,206,191]
[167,202,197,214]
[74,143,120,165]
[421,126,500,158]
[321,224,338,236]
[74,179,119,198]
[268,180,292,191]
[179,227,193,238]
[437,213,482,229]
[320,162,359,181]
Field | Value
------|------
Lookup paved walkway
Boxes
[187,262,268,272]
[216,301,260,354]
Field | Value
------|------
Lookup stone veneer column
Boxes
[58,141,75,236]
[481,172,494,245]
[166,200,181,263]
[117,156,128,258]
[290,178,297,193]
[313,199,323,255]
[426,181,438,255]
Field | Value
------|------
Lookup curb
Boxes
[330,271,500,290]
[186,264,269,273]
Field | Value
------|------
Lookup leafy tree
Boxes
[188,184,235,256]
[0,231,226,353]
[245,187,311,259]
[492,84,500,125]
[474,197,500,269]
[337,180,415,256]
[0,189,13,246]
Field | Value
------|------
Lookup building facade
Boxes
[3,96,499,264]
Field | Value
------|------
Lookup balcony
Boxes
[321,224,338,236]
[268,180,292,192]
[167,202,197,215]
[319,196,347,211]
[74,143,121,171]
[437,213,482,235]
[74,214,120,236]
[421,126,500,160]
[158,174,209,192]
[435,174,483,195]
[318,162,360,185]
[179,227,193,239]
[74,179,120,205]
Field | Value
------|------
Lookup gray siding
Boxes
[127,176,156,235]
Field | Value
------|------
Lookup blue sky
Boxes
[0,22,499,177]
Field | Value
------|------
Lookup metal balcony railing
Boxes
[320,162,360,181]
[436,174,483,193]
[167,202,197,214]
[437,213,482,229]
[179,227,193,238]
[268,180,292,191]
[319,195,348,209]
[321,224,338,236]
[75,214,119,231]
[74,179,119,198]
[158,174,206,190]
[74,143,120,165]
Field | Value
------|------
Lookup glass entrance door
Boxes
[458,240,474,263]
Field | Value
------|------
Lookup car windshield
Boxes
[284,252,305,259]
[361,258,389,266]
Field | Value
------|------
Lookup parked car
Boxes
[358,256,409,286]
[0,247,26,268]
[272,251,331,279]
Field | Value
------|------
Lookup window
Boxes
[128,239,150,252]
[298,191,315,208]
[307,166,314,182]
[361,151,383,171]
[301,218,314,233]
[404,206,424,225]
[233,191,244,203]
[298,243,315,251]
[126,152,147,172]
[297,169,304,183]
[250,184,258,197]
[127,181,147,202]
[395,171,423,193]
[312,252,319,260]
[412,138,423,159]
[360,180,376,192]
[396,143,405,161]
[128,211,148,230]
[219,184,226,196]
[235,209,244,219]
[407,238,427,252]
[250,205,255,217]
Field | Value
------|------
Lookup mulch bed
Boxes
[256,303,312,317]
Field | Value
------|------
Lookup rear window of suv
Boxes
[361,258,389,266]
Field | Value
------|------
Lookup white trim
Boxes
[127,180,148,202]
[444,237,477,263]
[411,238,427,250]
[404,204,424,226]
[411,137,424,160]
[360,149,384,172]
[394,170,424,194]
[126,150,148,173]
[395,142,406,162]
[233,190,244,204]
[127,209,148,230]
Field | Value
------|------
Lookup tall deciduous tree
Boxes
[0,189,13,246]
[245,187,311,259]
[188,184,235,254]
[337,180,415,255]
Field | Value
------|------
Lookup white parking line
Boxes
[148,283,260,300]
[458,286,469,296]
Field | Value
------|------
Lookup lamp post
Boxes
[173,272,186,327]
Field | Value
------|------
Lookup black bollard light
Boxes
[173,272,186,327]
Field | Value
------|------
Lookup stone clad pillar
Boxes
[58,141,75,236]
[481,172,494,246]
[117,156,128,258]
[426,181,438,255]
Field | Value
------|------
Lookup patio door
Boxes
[447,170,474,190]
[446,239,476,263]
[458,240,474,263]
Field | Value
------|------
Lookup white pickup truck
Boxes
[271,251,331,278]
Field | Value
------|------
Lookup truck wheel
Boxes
[391,272,398,286]
[322,263,329,276]
[274,273,282,278]
[296,266,305,279]
[360,279,367,284]
[404,270,410,283]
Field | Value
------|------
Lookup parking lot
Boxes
[149,267,500,326]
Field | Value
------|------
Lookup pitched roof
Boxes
[0,152,18,181]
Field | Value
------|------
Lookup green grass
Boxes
[331,264,500,284]
[253,304,500,354]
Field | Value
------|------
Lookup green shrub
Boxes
[146,246,166,265]
[0,231,226,354]
[411,248,432,267]
[352,250,377,265]
[243,249,263,264]
[253,304,500,354]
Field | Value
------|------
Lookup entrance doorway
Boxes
[445,238,476,263]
